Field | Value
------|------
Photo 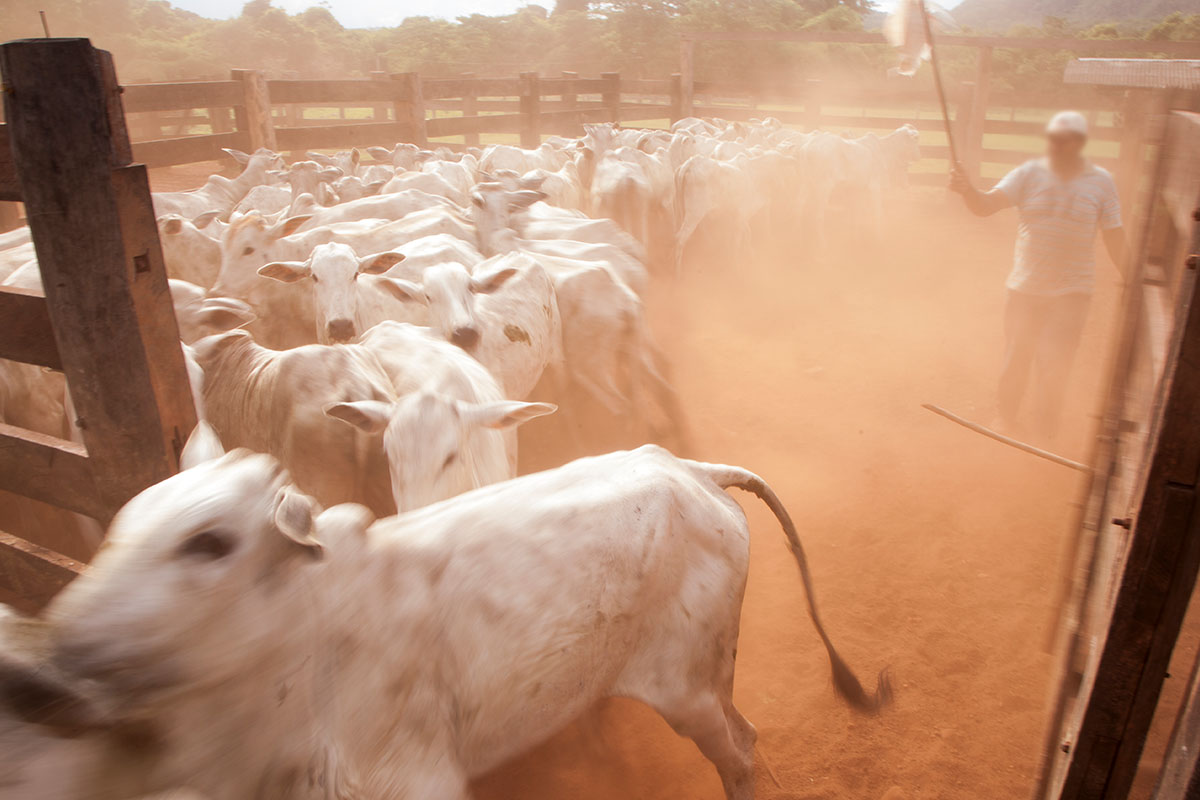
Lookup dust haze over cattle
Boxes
[0,4,1177,798]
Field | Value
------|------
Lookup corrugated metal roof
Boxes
[1064,58,1200,89]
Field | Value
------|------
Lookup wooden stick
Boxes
[921,404,1090,472]
[918,0,959,167]
[38,11,50,37]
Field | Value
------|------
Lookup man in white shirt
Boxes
[949,110,1125,439]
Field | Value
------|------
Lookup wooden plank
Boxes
[1,39,198,523]
[617,104,673,121]
[274,121,409,152]
[983,118,1121,141]
[0,425,105,521]
[670,73,683,123]
[131,131,249,169]
[267,79,406,105]
[468,78,521,97]
[121,81,242,114]
[0,125,21,202]
[460,72,479,147]
[0,286,59,369]
[422,79,479,100]
[0,528,85,614]
[426,114,523,137]
[600,72,620,123]
[681,30,1200,55]
[622,78,672,95]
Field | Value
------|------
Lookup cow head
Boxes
[467,183,543,257]
[325,391,554,512]
[374,260,517,353]
[44,424,322,708]
[258,242,404,344]
[213,212,313,300]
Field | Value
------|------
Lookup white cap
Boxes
[1046,110,1088,138]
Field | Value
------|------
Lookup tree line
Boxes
[0,0,1196,92]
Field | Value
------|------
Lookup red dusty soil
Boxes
[149,163,1126,799]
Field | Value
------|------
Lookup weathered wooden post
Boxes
[600,71,621,124]
[963,46,992,181]
[370,70,389,121]
[392,72,426,147]
[231,68,276,152]
[1117,90,1149,213]
[0,38,198,519]
[669,72,683,123]
[461,72,480,147]
[679,36,695,118]
[562,70,579,135]
[519,71,541,149]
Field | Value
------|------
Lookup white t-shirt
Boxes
[995,158,1122,296]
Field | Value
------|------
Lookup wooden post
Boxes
[519,71,541,149]
[965,46,992,181]
[392,72,426,148]
[600,71,620,124]
[370,70,389,121]
[562,70,579,136]
[210,106,231,134]
[802,78,822,131]
[0,39,197,519]
[679,37,695,118]
[460,72,479,147]
[953,81,975,169]
[231,68,276,152]
[669,72,683,123]
[1117,91,1149,214]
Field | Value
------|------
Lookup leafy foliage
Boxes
[0,0,1195,88]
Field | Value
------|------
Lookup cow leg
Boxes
[659,693,756,800]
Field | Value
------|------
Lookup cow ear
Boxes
[273,487,322,560]
[366,146,392,162]
[358,252,404,275]
[470,266,517,294]
[181,421,225,470]
[364,180,386,196]
[197,296,256,331]
[318,168,343,182]
[461,400,557,430]
[519,174,547,190]
[372,276,425,304]
[507,190,545,209]
[160,216,183,235]
[258,262,311,283]
[191,210,221,229]
[306,151,334,166]
[350,148,361,167]
[325,401,392,435]
[222,147,251,166]
[270,215,311,240]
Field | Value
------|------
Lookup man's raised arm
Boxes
[949,167,1012,217]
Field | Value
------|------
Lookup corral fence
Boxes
[0,33,1192,219]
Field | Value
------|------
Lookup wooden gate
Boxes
[0,38,196,611]
[1037,108,1200,800]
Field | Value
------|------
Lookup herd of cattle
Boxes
[0,116,910,799]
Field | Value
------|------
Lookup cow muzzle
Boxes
[451,326,480,350]
[326,318,356,344]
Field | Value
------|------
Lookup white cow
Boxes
[376,253,563,401]
[0,431,888,800]
[152,148,281,218]
[326,321,555,511]
[156,211,222,288]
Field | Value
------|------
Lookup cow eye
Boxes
[311,274,320,284]
[178,530,236,561]
[242,246,255,256]
[441,452,458,471]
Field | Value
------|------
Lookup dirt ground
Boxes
[148,163,1130,799]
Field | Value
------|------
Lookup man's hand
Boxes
[948,165,972,196]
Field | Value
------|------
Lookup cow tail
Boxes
[697,463,892,715]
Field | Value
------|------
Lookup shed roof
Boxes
[1064,58,1200,90]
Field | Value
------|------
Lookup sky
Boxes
[167,0,956,30]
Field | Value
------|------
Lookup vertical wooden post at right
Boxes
[561,71,579,136]
[460,72,480,147]
[600,72,620,125]
[669,73,683,124]
[519,71,541,149]
[230,68,276,153]
[965,45,992,182]
[679,38,695,118]
[392,72,427,148]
